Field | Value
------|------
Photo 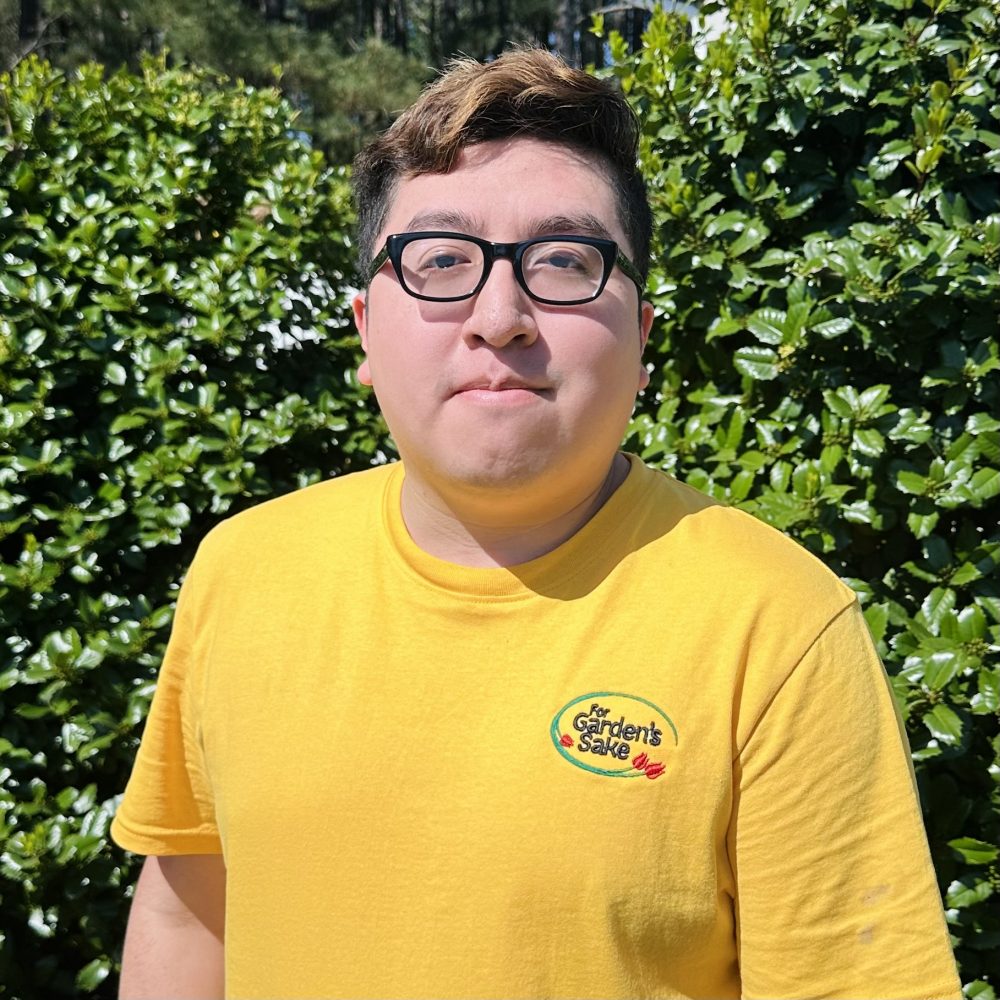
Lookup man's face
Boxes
[353,137,653,504]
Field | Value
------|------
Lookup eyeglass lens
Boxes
[398,237,608,302]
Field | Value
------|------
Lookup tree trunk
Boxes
[629,4,645,56]
[441,0,458,58]
[427,0,438,63]
[18,0,43,43]
[555,0,578,65]
[393,0,408,51]
[263,0,286,22]
[304,3,337,32]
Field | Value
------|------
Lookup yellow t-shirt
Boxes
[112,456,960,999]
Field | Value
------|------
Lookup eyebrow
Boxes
[403,210,485,233]
[526,215,615,242]
[399,211,616,243]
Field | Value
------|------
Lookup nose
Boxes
[461,258,539,349]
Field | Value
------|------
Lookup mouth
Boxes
[453,376,550,394]
[451,379,552,405]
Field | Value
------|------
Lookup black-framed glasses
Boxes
[367,231,645,305]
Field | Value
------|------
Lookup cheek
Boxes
[566,318,642,385]
[365,332,446,417]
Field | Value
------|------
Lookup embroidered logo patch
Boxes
[550,691,678,779]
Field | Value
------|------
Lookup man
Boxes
[112,49,961,999]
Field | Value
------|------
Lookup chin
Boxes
[441,451,552,492]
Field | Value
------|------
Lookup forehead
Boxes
[379,138,624,245]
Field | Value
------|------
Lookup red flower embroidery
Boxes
[559,734,574,747]
[644,762,666,779]
[633,753,649,770]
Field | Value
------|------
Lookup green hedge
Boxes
[609,0,999,992]
[0,57,382,996]
[1,0,998,989]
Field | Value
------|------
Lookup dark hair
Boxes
[352,48,652,284]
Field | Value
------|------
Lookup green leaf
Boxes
[967,413,1000,435]
[756,248,796,267]
[974,665,1000,711]
[978,597,1000,623]
[706,316,744,341]
[769,461,792,492]
[853,428,884,457]
[0,272,25,297]
[75,957,111,992]
[950,562,983,586]
[920,587,956,631]
[774,103,807,135]
[945,877,994,909]
[955,606,987,642]
[968,467,1000,501]
[23,328,47,354]
[907,510,939,538]
[812,317,852,338]
[895,470,928,495]
[923,704,963,744]
[923,650,961,689]
[963,982,997,1000]
[948,837,999,865]
[705,210,748,237]
[746,309,786,345]
[109,414,148,434]
[729,221,770,257]
[863,603,889,645]
[924,536,952,573]
[733,346,779,380]
[823,392,855,420]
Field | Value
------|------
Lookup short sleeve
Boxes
[111,550,222,856]
[730,601,961,999]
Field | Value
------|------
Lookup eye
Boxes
[544,252,586,270]
[412,242,476,272]
[426,253,461,270]
[525,241,603,278]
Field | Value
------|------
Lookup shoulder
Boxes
[625,462,872,738]
[626,458,857,615]
[214,462,391,532]
[192,463,397,578]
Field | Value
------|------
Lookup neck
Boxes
[399,454,630,568]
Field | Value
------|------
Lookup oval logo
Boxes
[550,691,678,779]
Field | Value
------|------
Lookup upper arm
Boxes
[111,554,221,857]
[731,603,961,998]
[131,854,226,933]
[120,854,226,999]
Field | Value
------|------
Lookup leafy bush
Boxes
[0,56,380,996]
[608,0,1000,991]
[4,1,999,989]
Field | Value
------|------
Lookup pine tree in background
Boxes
[0,0,648,159]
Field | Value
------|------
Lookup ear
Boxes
[352,290,373,387]
[638,299,654,391]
